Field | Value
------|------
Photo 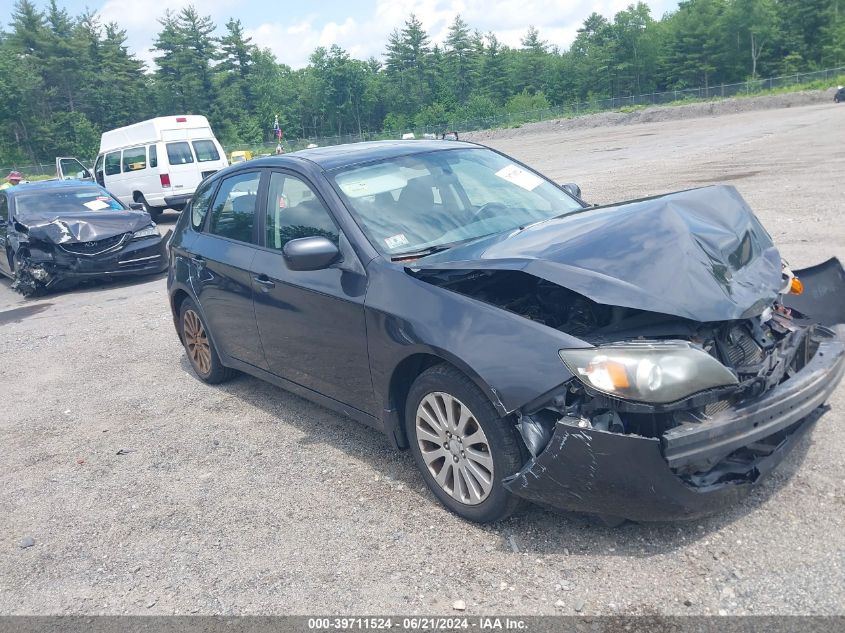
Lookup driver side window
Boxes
[265,172,339,250]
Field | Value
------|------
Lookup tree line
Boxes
[1,0,842,165]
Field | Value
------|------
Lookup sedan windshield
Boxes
[331,148,583,257]
[14,187,125,219]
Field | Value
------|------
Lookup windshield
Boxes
[331,148,583,257]
[14,187,126,219]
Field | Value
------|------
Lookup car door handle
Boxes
[253,274,275,289]
[190,254,205,268]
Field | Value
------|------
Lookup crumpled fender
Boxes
[783,258,845,326]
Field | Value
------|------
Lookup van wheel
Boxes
[135,194,163,221]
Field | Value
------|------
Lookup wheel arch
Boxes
[383,348,508,450]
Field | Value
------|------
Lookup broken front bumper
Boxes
[503,329,845,522]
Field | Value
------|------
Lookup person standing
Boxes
[0,171,23,190]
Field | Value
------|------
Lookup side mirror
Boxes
[283,236,340,271]
[129,202,145,211]
[562,183,582,199]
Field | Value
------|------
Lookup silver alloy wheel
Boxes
[415,391,494,505]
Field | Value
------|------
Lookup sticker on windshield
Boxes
[384,233,409,250]
[340,181,370,196]
[495,164,543,191]
[83,199,110,211]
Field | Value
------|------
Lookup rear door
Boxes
[250,169,375,414]
[55,158,93,182]
[163,141,200,198]
[190,169,267,369]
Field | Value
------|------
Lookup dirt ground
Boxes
[1,98,844,616]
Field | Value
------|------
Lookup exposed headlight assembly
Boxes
[559,341,738,404]
[133,224,160,240]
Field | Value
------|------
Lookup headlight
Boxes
[133,224,160,240]
[559,341,737,404]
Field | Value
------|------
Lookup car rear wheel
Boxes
[179,298,234,384]
[406,364,528,523]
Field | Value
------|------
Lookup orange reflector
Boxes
[790,277,804,295]
[605,362,630,389]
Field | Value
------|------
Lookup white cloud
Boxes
[247,0,680,69]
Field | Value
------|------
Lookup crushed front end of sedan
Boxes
[410,185,845,521]
[2,181,170,296]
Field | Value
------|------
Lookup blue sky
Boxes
[8,0,681,70]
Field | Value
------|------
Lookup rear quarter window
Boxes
[193,140,220,162]
[166,142,194,165]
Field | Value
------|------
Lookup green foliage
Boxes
[1,0,843,165]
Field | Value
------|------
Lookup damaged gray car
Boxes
[167,141,845,524]
[0,180,169,296]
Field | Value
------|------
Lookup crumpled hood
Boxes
[411,185,783,322]
[19,211,152,244]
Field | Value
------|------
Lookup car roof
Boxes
[5,180,104,196]
[245,140,480,172]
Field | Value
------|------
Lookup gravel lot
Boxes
[1,98,844,616]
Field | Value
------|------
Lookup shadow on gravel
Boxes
[176,350,815,558]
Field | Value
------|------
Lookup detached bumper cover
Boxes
[504,330,845,522]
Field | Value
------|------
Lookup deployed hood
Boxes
[19,211,152,244]
[411,185,782,323]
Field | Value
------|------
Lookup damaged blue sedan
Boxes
[167,140,845,523]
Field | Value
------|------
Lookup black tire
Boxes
[135,194,163,222]
[179,298,235,384]
[406,363,528,523]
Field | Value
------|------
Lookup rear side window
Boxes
[104,152,121,176]
[149,145,158,168]
[208,171,261,243]
[191,179,216,230]
[166,142,194,165]
[193,140,220,162]
[122,146,146,172]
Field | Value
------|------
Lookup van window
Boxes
[122,146,146,172]
[149,145,158,168]
[104,152,121,176]
[208,171,261,243]
[166,142,194,165]
[193,140,220,162]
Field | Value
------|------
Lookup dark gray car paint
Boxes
[410,185,782,323]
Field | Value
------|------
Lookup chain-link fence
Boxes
[225,66,845,156]
[4,66,843,175]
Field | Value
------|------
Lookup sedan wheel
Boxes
[179,298,234,384]
[407,364,528,523]
[183,308,211,375]
[416,392,494,505]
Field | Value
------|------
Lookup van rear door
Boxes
[162,141,199,199]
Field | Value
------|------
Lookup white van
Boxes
[57,115,228,219]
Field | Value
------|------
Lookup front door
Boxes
[55,157,93,182]
[251,170,375,415]
[190,169,267,369]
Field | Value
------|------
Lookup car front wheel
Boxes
[406,364,528,523]
[179,298,234,384]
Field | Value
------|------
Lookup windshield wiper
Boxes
[390,244,453,261]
